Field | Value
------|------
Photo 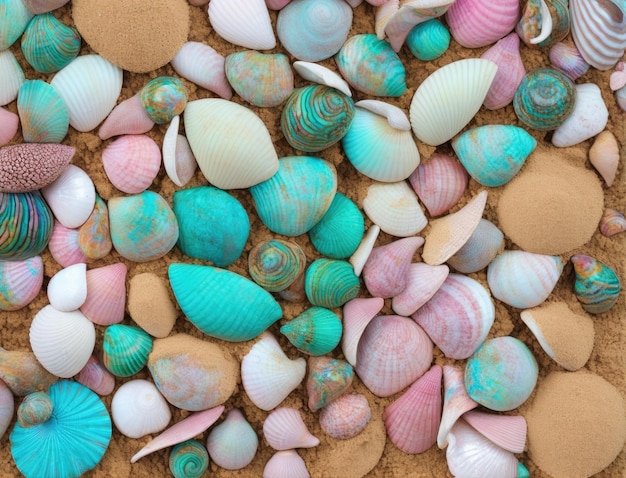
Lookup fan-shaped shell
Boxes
[170,42,232,100]
[17,79,70,144]
[208,0,276,50]
[0,0,33,50]
[391,262,449,317]
[437,364,478,448]
[21,13,80,73]
[549,40,590,81]
[48,220,86,267]
[47,262,87,312]
[169,440,209,478]
[0,256,43,311]
[206,408,258,470]
[102,325,153,378]
[319,393,371,440]
[264,450,310,478]
[304,259,360,308]
[463,410,527,454]
[263,408,320,450]
[480,33,526,110]
[0,49,25,106]
[447,219,504,273]
[41,164,96,229]
[80,263,127,326]
[445,0,519,48]
[111,379,171,439]
[341,297,384,367]
[281,307,343,356]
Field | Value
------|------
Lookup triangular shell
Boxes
[437,365,478,448]
[480,33,526,110]
[98,93,155,140]
[341,297,384,367]
[447,219,504,273]
[208,0,276,50]
[263,408,320,450]
[391,262,449,316]
[17,79,70,144]
[47,262,87,312]
[102,325,153,378]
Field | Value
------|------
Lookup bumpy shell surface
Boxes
[319,393,371,439]
[21,13,80,73]
[206,409,258,470]
[0,256,43,311]
[17,79,70,144]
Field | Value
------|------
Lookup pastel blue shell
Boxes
[169,440,209,478]
[304,258,360,308]
[0,0,33,50]
[168,263,283,342]
[102,324,153,377]
[17,79,70,143]
[173,186,250,267]
[406,19,451,61]
[281,306,343,356]
[571,255,621,314]
[10,380,112,478]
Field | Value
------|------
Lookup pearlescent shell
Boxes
[17,391,53,428]
[571,254,621,314]
[263,407,320,450]
[98,93,155,140]
[0,49,25,106]
[0,256,43,311]
[22,0,70,14]
[447,219,504,273]
[0,0,33,50]
[391,262,450,317]
[292,61,352,97]
[76,355,115,396]
[140,76,187,124]
[445,0,519,48]
[17,79,70,144]
[549,41,590,81]
[437,365,478,448]
[249,239,306,292]
[281,307,342,356]
[41,164,96,229]
[406,19,450,61]
[102,325,153,378]
[264,450,310,478]
[80,263,127,326]
[600,208,626,237]
[0,350,57,397]
[47,262,87,312]
[77,195,112,261]
[169,440,209,478]
[319,393,371,439]
[480,33,526,110]
[48,220,87,267]
[206,408,258,470]
[208,0,276,50]
[170,42,232,100]
[306,357,353,411]
[21,13,80,74]
[341,297,384,367]
[304,259,360,308]
[162,116,198,188]
[111,379,171,439]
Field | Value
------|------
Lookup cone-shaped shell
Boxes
[206,408,258,470]
[589,130,620,187]
[98,93,155,140]
[447,219,504,273]
[170,42,232,100]
[77,195,112,261]
[47,262,87,312]
[445,0,519,48]
[0,256,44,311]
[21,13,80,74]
[319,393,371,439]
[463,410,527,454]
[0,350,58,396]
[111,379,171,439]
[0,49,25,106]
[391,262,450,316]
[437,365,478,448]
[17,391,53,428]
[76,355,115,396]
[306,357,354,411]
[101,134,161,194]
[481,33,525,110]
[264,450,310,478]
[571,254,621,314]
[80,263,127,326]
[168,440,209,478]
[208,0,276,50]
[280,307,342,356]
[263,408,320,450]
[17,79,70,144]
[304,258,360,308]
[249,239,306,292]
[102,325,153,378]
[341,297,384,367]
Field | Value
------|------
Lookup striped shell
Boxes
[21,13,80,73]
[304,259,360,308]
[280,307,343,356]
[102,325,153,378]
[0,49,25,106]
[445,0,519,48]
[17,79,70,144]
[0,256,43,311]
[571,255,621,314]
[0,0,33,50]
[169,440,209,478]
[80,263,127,326]
[170,42,232,100]
[208,0,276,50]
[140,76,187,125]
[249,239,306,292]
[263,408,319,450]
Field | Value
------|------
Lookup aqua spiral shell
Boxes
[571,254,621,314]
[140,76,188,124]
[169,440,209,478]
[281,85,355,152]
[248,239,306,292]
[102,325,153,378]
[304,258,360,308]
[406,19,451,61]
[280,306,343,356]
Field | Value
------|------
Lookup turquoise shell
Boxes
[308,192,364,259]
[280,306,342,356]
[140,76,188,124]
[0,0,33,50]
[452,125,537,187]
[517,461,531,478]
[304,258,360,308]
[17,391,53,428]
[168,263,283,341]
[169,440,209,478]
[21,13,80,74]
[102,325,153,377]
[250,156,337,237]
[571,254,621,314]
[108,191,179,262]
[10,380,112,478]
[281,85,355,152]
[0,191,53,261]
[306,357,354,411]
[335,34,407,97]
[406,19,451,61]
[248,239,306,292]
[17,79,69,143]
[464,336,538,412]
[513,68,576,131]
[173,186,250,267]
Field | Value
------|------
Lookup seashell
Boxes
[0,142,74,193]
[341,297,384,367]
[600,208,626,237]
[0,191,53,261]
[304,258,360,308]
[173,186,250,267]
[410,58,498,146]
[76,354,115,396]
[169,263,282,341]
[0,350,57,396]
[264,450,310,478]
[47,262,87,312]
[362,181,428,237]
[281,307,343,356]
[465,336,538,411]
[335,34,406,97]
[98,93,155,140]
[549,40,590,81]
[22,0,70,14]
[140,76,187,124]
[77,195,112,261]
[341,101,420,182]
[374,0,398,38]
[589,130,620,186]
[0,107,18,146]
[41,164,96,229]
[480,33,525,110]
[292,61,351,97]
[267,0,292,9]
[208,0,276,50]
[422,190,488,266]
[131,406,225,463]
[349,224,380,277]
[250,156,337,236]
[452,125,537,186]
[354,99,410,130]
[263,407,320,449]
[571,254,621,314]
[516,0,569,48]
[391,262,449,316]
[447,219,504,273]
[10,380,112,477]
[128,272,178,339]
[241,332,307,411]
[355,315,434,397]
[610,61,626,90]
[206,408,258,470]
[306,357,354,411]
[108,191,178,262]
[184,98,278,189]
[309,193,364,259]
[170,42,232,100]
[101,134,161,194]
[0,256,44,311]
[162,116,197,187]
[487,250,563,309]
[552,83,609,147]
[462,410,527,454]
[80,263,127,326]
[445,0,519,48]
[226,51,294,107]
[29,305,95,378]
[0,0,33,50]
[437,365,478,448]
[362,237,424,298]
[50,54,123,132]
[21,13,80,74]
[169,440,209,478]
[406,18,451,61]
[277,0,352,61]
[249,239,306,293]
[383,365,442,454]
[111,379,171,439]
[17,79,70,144]
[0,49,25,106]
[517,462,531,477]
[102,325,153,378]
[0,380,13,439]
[17,391,53,428]
[148,334,238,411]
[281,85,355,152]
[413,273,495,360]
[319,393,371,439]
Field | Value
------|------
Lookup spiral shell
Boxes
[249,240,306,292]
[17,391,53,428]
[21,13,80,73]
[571,254,621,314]
[169,440,209,478]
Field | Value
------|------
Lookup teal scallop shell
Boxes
[335,34,407,97]
[173,186,250,267]
[10,380,112,478]
[248,239,306,292]
[168,263,283,341]
[102,324,153,377]
[513,68,576,131]
[304,258,360,308]
[169,440,209,478]
[0,0,33,50]
[406,19,451,61]
[308,192,364,259]
[571,254,621,314]
[451,125,537,187]
[140,76,188,124]
[21,13,80,74]
[250,156,337,237]
[281,85,355,152]
[0,191,53,261]
[17,79,69,143]
[280,307,342,356]
[17,391,53,428]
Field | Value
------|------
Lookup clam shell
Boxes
[263,408,320,450]
[18,391,51,428]
[571,254,621,314]
[102,325,153,378]
[47,262,87,312]
[22,0,71,15]
[406,18,451,61]
[102,134,162,194]
[162,116,197,187]
[170,42,232,100]
[264,450,310,478]
[249,239,306,292]
[600,208,626,237]
[0,256,44,311]
[208,0,276,50]
[304,258,360,308]
[445,0,519,48]
[0,380,14,439]
[292,61,351,97]
[20,13,80,73]
[0,107,18,146]
[77,195,112,261]
[76,354,115,396]
[341,297,384,367]
[462,410,527,454]
[349,224,380,277]
[391,262,449,317]
[98,93,155,140]
[306,357,354,411]
[1,0,33,50]
[480,33,525,110]
[41,164,96,229]
[447,218,504,273]
[437,365,478,448]
[111,379,171,439]
[549,40,590,81]
[206,408,258,470]
[48,220,87,267]
[17,79,70,144]
[140,76,187,125]
[169,440,209,478]
[0,350,57,397]
[319,393,371,440]
[80,263,127,326]
[280,307,343,356]
[127,272,177,339]
[0,49,25,106]
[589,130,619,186]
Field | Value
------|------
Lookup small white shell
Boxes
[162,116,198,187]
[41,164,96,229]
[170,42,233,99]
[206,408,259,470]
[208,0,276,50]
[349,224,380,277]
[292,61,352,97]
[263,407,320,450]
[263,450,310,478]
[341,297,384,367]
[0,49,25,106]
[47,263,87,312]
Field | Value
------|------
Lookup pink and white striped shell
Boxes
[98,93,155,140]
[480,33,525,110]
[462,411,527,454]
[171,42,232,99]
[206,408,259,470]
[47,262,87,312]
[0,256,43,311]
[48,220,88,267]
[319,393,371,440]
[102,134,162,194]
[263,407,319,450]
[80,263,127,326]
[391,262,449,317]
[600,208,626,237]
[445,0,520,48]
[437,365,478,448]
[76,354,115,396]
[263,450,310,478]
[341,297,384,367]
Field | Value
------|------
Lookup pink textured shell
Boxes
[319,393,371,440]
[80,263,127,326]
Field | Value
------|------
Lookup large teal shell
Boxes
[21,13,80,74]
[306,357,354,411]
[281,85,355,152]
[280,307,342,356]
[250,156,337,237]
[406,19,451,61]
[140,76,188,124]
[452,125,537,187]
[169,440,209,478]
[168,263,283,342]
[0,0,33,50]
[304,258,360,308]
[10,380,112,478]
[335,34,407,97]
[0,191,53,261]
[173,186,250,267]
[102,325,153,377]
[571,254,621,314]
[17,79,69,143]
[248,239,306,292]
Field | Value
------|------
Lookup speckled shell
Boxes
[140,76,187,124]
[111,379,171,439]
[0,0,33,50]
[600,208,626,237]
[41,164,96,229]
[17,79,70,143]
[169,440,209,478]
[80,263,127,326]
[306,357,353,411]
[480,33,526,110]
[571,255,621,314]
[447,219,504,273]
[263,407,320,449]
[0,50,25,106]
[77,195,112,261]
[170,42,232,100]
[102,325,153,378]
[0,256,43,311]
[249,239,306,292]
[21,13,80,73]
[0,350,57,397]
[445,0,519,48]
[206,408,258,470]
[549,41,590,81]
[319,393,371,439]
[406,19,451,61]
[208,0,276,50]
[304,258,360,308]
[17,391,53,428]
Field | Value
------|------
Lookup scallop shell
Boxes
[76,354,115,396]
[319,393,371,440]
[447,219,504,273]
[98,93,155,140]
[549,40,590,81]
[77,195,112,261]
[462,410,527,454]
[445,0,519,48]
[600,208,626,237]
[102,134,162,194]
[249,239,306,292]
[17,391,53,428]
[41,164,96,229]
[589,130,620,187]
[48,220,87,267]
[80,263,127,326]
[306,356,354,411]
[208,0,276,50]
[102,325,153,378]
[571,254,621,314]
[0,107,18,146]
[206,408,258,470]
[280,307,343,356]
[1,0,33,50]
[406,18,451,61]
[111,379,171,439]
[17,79,70,144]
[391,262,449,317]
[0,49,25,106]
[304,258,360,308]
[263,408,320,450]
[437,365,478,448]
[480,33,526,110]
[0,256,44,311]
[140,76,187,125]
[292,61,352,97]
[341,297,384,367]
[349,224,380,277]
[169,440,209,478]
[47,262,87,312]
[162,116,197,187]
[264,450,310,478]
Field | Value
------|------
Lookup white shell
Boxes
[207,408,259,470]
[410,59,498,146]
[41,164,96,229]
[437,365,478,448]
[263,450,310,478]
[391,262,449,316]
[355,100,410,130]
[29,305,95,378]
[341,297,384,367]
[349,224,380,277]
[170,42,233,99]
[111,379,172,439]
[208,0,276,50]
[47,263,87,312]
[293,61,352,97]
[0,49,25,106]
[375,0,399,38]
[50,54,123,132]
[263,407,320,450]
[447,218,504,274]
[162,115,198,187]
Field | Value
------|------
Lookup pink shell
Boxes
[446,0,519,48]
[391,262,449,317]
[76,354,115,396]
[0,379,14,440]
[80,263,127,326]
[22,0,69,14]
[266,0,291,9]
[480,33,525,110]
[341,297,384,367]
[171,42,233,100]
[549,41,590,81]
[0,108,18,146]
[319,393,371,440]
[263,408,319,450]
[610,62,626,90]
[462,410,527,453]
[98,93,155,140]
[437,365,478,448]
[263,450,310,478]
[0,256,44,311]
[48,220,89,268]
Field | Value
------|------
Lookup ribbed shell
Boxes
[406,19,451,61]
[306,357,354,411]
[208,0,276,50]
[0,256,43,311]
[21,13,80,73]
[102,325,153,378]
[249,239,306,292]
[391,262,449,317]
[169,440,209,478]
[48,220,87,267]
[0,0,33,50]
[206,409,258,470]
[480,33,525,110]
[281,307,343,356]
[549,41,590,81]
[263,408,320,450]
[80,263,127,326]
[17,79,70,144]
[170,42,232,100]
[304,259,360,308]
[462,410,527,454]
[341,297,384,367]
[319,393,371,439]
[445,0,519,48]
[264,450,310,478]
[571,254,621,314]
[0,50,25,106]
[437,365,478,448]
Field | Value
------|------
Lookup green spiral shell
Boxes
[169,440,209,478]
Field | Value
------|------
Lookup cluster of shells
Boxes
[0,0,625,477]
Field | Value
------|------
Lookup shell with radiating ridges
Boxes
[206,408,258,470]
[0,50,25,106]
[306,357,353,411]
[445,0,519,48]
[391,262,449,317]
[281,307,343,356]
[480,33,525,110]
[208,0,276,50]
[17,79,70,144]
[319,393,371,439]
[263,408,320,450]
[17,391,53,428]
[76,355,115,396]
[264,450,310,478]
[47,263,87,312]
[571,254,621,314]
[0,256,43,311]
[102,325,153,378]
[600,208,626,237]
[589,130,620,187]
[80,263,127,326]
[169,440,209,478]
[463,410,527,454]
[41,164,96,229]
[549,40,590,81]
[341,297,384,367]
[48,220,88,267]
[102,134,162,194]
[170,42,232,100]
[406,18,451,61]
[447,219,504,273]
[21,13,80,73]
[304,259,360,308]
[0,0,33,50]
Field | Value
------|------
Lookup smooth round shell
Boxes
[111,379,171,439]
[140,76,187,124]
[206,408,258,470]
[41,164,95,229]
[17,392,53,428]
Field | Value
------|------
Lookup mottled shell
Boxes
[140,76,187,124]
[304,258,360,308]
[571,254,621,314]
[249,239,306,292]
[21,13,80,73]
[0,350,57,397]
[406,19,451,61]
[280,307,343,356]
[169,440,209,478]
[306,357,353,411]
[17,391,53,428]
[0,256,44,311]
[102,325,153,378]
[77,195,112,261]
[319,393,371,439]
[600,208,626,237]
[17,79,70,143]
[206,408,258,470]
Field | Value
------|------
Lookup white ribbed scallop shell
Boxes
[47,262,87,312]
[263,407,319,450]
[362,182,427,237]
[208,0,276,50]
[41,164,96,229]
[170,42,233,99]
[263,450,310,478]
[206,408,258,470]
[111,379,171,439]
[0,50,25,106]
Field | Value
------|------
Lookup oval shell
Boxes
[304,259,360,308]
[140,76,187,124]
[206,408,258,470]
[319,393,371,440]
[111,379,171,439]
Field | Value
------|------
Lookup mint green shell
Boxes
[304,258,360,308]
[572,255,621,314]
[0,0,33,50]
[169,440,209,478]
[17,79,69,143]
[280,307,342,356]
[102,324,153,377]
[21,13,80,73]
[406,19,451,61]
[168,263,283,342]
